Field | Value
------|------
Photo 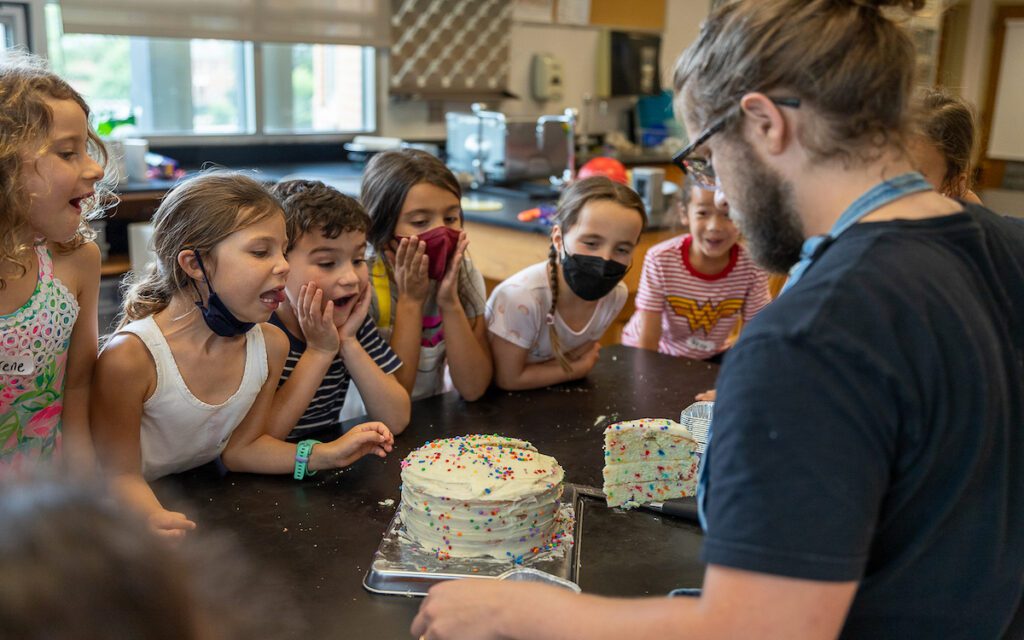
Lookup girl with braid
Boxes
[486,177,646,390]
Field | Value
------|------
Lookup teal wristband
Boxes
[293,439,321,480]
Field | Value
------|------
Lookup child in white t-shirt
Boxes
[621,179,771,361]
[487,177,647,390]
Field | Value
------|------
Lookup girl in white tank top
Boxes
[91,172,394,538]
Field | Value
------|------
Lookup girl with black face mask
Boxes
[485,176,647,390]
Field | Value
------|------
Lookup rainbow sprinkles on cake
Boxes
[603,418,700,508]
[399,434,567,562]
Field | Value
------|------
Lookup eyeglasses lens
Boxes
[682,158,716,189]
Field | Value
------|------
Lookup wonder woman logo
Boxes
[666,296,744,334]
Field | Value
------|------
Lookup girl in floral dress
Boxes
[0,53,106,474]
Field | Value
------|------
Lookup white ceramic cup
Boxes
[122,138,149,182]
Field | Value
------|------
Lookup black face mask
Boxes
[189,251,255,337]
[560,249,628,301]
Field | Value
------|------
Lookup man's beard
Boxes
[725,144,805,275]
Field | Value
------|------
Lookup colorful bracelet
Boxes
[293,439,321,480]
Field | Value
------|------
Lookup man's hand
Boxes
[412,580,559,640]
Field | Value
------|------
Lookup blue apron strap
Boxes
[781,172,932,294]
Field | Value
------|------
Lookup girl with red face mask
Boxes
[350,150,492,409]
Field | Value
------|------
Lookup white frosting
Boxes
[400,434,565,560]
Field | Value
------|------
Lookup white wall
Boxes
[660,0,708,85]
[987,19,1024,160]
[960,0,994,110]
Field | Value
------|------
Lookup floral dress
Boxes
[0,244,79,472]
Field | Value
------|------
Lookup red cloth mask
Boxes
[399,226,461,280]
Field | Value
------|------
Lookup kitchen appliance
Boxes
[446,104,576,186]
[613,31,661,96]
[596,30,662,98]
[631,166,665,217]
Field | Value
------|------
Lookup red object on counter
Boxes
[577,157,629,184]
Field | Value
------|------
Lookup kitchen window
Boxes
[44,4,375,140]
[1,3,29,51]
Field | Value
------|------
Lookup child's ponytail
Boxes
[114,264,175,333]
[546,244,572,373]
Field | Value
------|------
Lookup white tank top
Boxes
[118,316,268,480]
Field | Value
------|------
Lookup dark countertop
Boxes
[117,162,673,234]
[117,163,553,233]
[153,345,718,638]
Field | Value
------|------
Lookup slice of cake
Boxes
[602,418,700,508]
[399,434,565,561]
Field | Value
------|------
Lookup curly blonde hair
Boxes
[0,51,109,288]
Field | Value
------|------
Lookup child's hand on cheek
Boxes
[390,237,430,306]
[315,422,394,469]
[437,231,468,311]
[338,282,372,348]
[297,282,339,355]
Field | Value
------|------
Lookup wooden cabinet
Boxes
[588,0,665,31]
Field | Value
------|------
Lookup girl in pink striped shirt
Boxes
[622,181,771,362]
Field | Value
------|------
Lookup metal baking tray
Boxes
[364,485,581,596]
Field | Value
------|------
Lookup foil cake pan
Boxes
[364,485,580,596]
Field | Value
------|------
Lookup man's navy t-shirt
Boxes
[703,206,1024,638]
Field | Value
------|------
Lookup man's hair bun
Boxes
[846,0,926,11]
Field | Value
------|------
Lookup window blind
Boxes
[58,0,391,47]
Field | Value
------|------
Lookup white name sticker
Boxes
[686,336,716,352]
[0,355,34,377]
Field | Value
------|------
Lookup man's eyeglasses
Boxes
[672,97,801,190]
